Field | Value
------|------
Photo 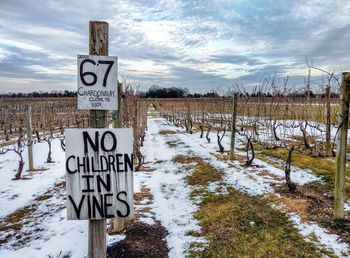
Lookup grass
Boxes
[173,155,222,185]
[173,155,324,257]
[159,130,177,135]
[35,194,53,201]
[173,155,202,164]
[291,135,317,145]
[4,206,36,224]
[0,183,66,246]
[187,161,222,186]
[254,145,350,193]
[0,205,37,243]
[189,188,323,258]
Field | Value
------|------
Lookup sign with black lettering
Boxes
[65,128,133,220]
[77,55,118,110]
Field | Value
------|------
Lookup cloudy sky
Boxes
[0,0,349,93]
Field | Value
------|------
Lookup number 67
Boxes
[80,59,114,87]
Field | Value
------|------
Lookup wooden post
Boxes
[112,82,125,232]
[112,82,123,128]
[325,85,331,156]
[40,106,45,129]
[230,93,238,160]
[334,72,350,220]
[27,105,34,171]
[136,99,139,129]
[88,21,108,258]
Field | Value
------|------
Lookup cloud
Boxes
[0,45,75,81]
[0,0,350,93]
[0,76,75,93]
[208,54,264,66]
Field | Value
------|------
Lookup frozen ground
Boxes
[0,112,349,257]
[0,140,65,217]
[142,116,350,257]
[0,139,88,258]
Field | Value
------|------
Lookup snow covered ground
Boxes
[135,118,207,257]
[0,139,86,257]
[158,118,350,257]
[0,140,65,217]
[0,112,349,257]
[143,116,349,257]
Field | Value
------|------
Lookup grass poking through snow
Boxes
[174,154,325,257]
[173,155,222,186]
[255,145,350,193]
[159,130,177,135]
[191,188,323,258]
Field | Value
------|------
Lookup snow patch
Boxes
[290,213,349,257]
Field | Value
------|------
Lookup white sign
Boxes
[77,55,118,110]
[65,128,133,220]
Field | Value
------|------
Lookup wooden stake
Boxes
[334,72,350,220]
[112,82,125,232]
[88,21,108,258]
[112,82,123,128]
[40,106,45,129]
[325,85,331,156]
[27,105,34,171]
[230,93,238,160]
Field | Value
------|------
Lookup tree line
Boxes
[0,90,77,98]
[0,87,339,99]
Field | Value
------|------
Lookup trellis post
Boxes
[112,82,125,232]
[27,105,34,170]
[334,72,350,220]
[230,93,238,160]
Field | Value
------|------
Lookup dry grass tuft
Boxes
[173,155,202,164]
[186,160,222,186]
[173,155,222,186]
[159,130,177,135]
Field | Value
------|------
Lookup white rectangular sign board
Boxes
[77,55,118,110]
[65,128,134,220]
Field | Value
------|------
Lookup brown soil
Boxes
[273,184,350,245]
[107,186,168,258]
[107,220,169,258]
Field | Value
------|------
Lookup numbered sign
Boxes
[77,55,118,110]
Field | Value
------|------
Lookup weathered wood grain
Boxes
[230,93,237,160]
[88,20,108,258]
[334,72,350,220]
